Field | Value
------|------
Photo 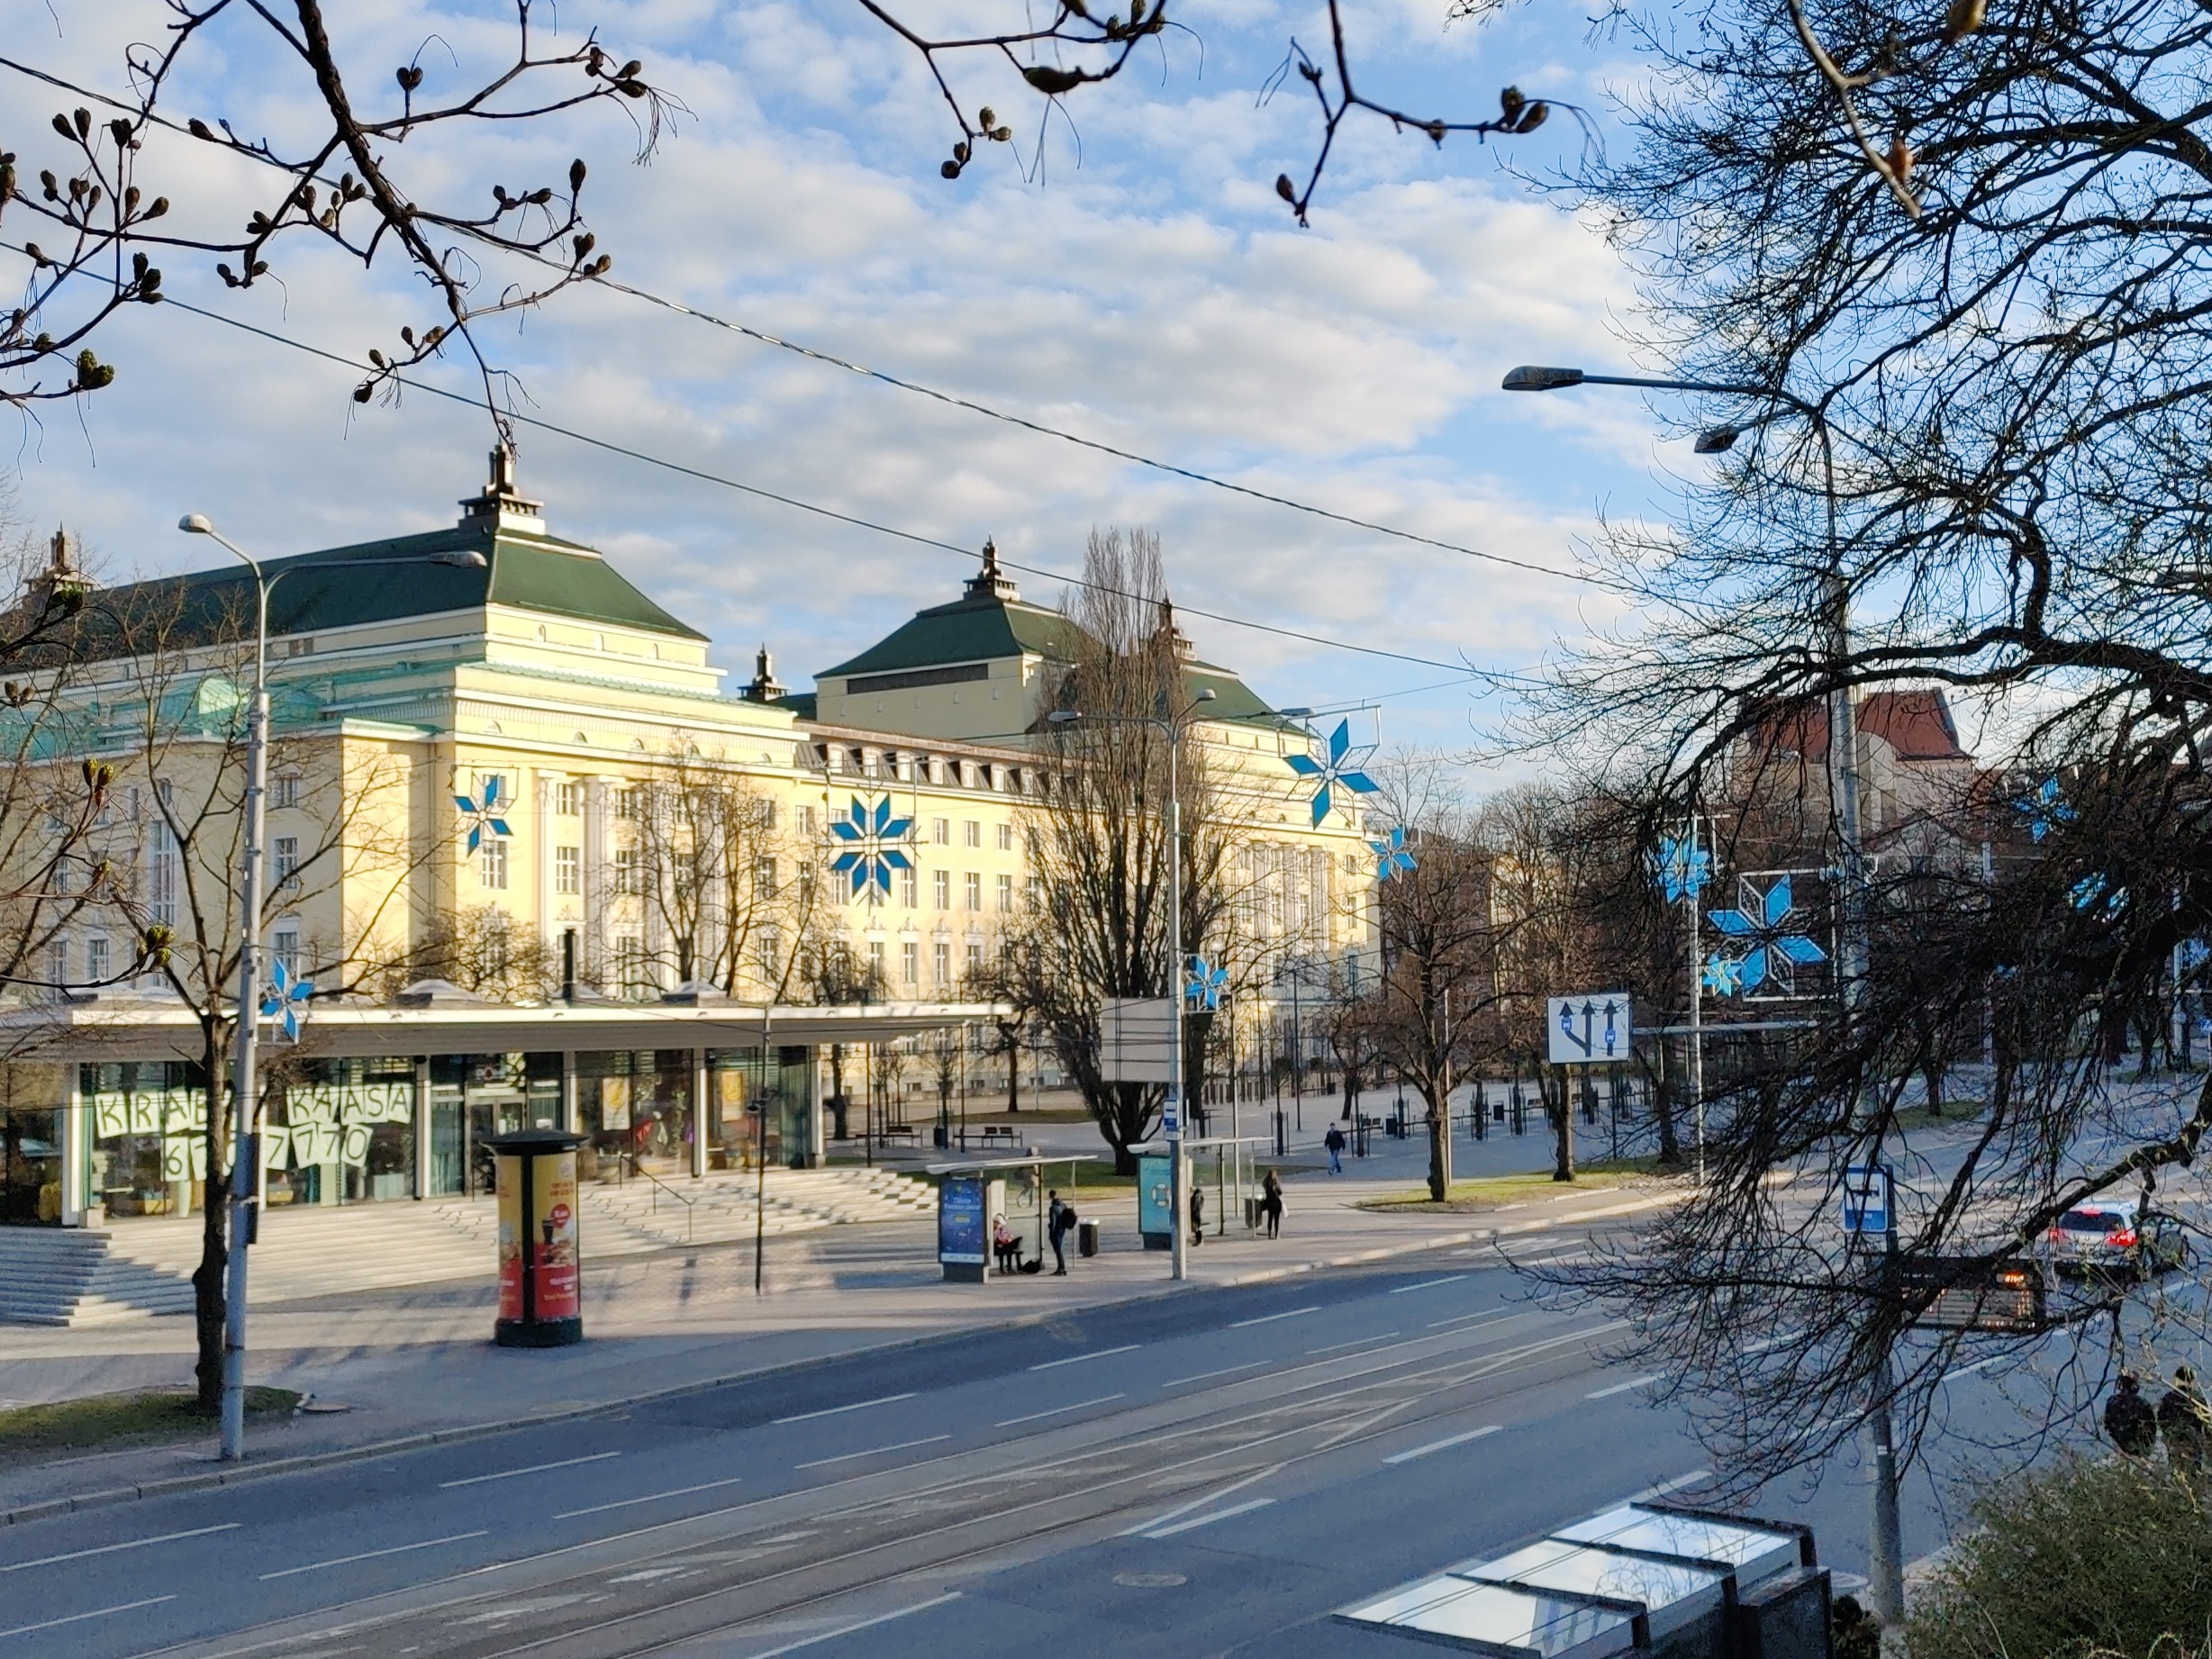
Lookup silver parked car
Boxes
[2044,1197,2190,1278]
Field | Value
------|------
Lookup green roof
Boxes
[87,520,705,652]
[820,592,1081,681]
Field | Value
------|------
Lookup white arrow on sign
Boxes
[1546,993,1634,1065]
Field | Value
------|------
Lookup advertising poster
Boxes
[495,1153,523,1321]
[532,1151,581,1319]
[938,1174,986,1265]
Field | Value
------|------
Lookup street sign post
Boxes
[1840,1166,1891,1236]
[1546,993,1633,1065]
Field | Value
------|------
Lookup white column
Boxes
[692,1048,708,1178]
[413,1056,431,1200]
[535,774,555,955]
[584,776,609,979]
[60,1073,88,1227]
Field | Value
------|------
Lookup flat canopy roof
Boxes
[0,998,1011,1065]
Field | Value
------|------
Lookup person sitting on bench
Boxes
[993,1215,1021,1274]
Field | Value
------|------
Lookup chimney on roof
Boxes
[458,442,547,534]
[964,537,1020,603]
[743,644,786,703]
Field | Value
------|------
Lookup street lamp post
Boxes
[177,515,485,1460]
[1501,365,1898,1634]
[1050,686,1216,1283]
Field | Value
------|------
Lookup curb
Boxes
[0,1189,1680,1528]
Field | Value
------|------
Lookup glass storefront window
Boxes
[432,1054,565,1197]
[85,1061,209,1219]
[576,1051,693,1184]
[707,1047,812,1172]
[1,1062,68,1224]
[263,1056,417,1208]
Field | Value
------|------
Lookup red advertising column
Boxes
[490,1129,585,1347]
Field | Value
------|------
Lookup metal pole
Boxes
[219,572,270,1462]
[755,1007,770,1295]
[1167,723,1186,1283]
[1688,811,1705,1189]
[1869,1220,1906,1637]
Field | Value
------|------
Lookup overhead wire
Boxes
[0,51,1622,599]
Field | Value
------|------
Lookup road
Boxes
[1,1223,2017,1659]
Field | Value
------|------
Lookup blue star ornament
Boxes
[1654,836,1713,902]
[1185,955,1228,1011]
[454,775,513,856]
[2017,775,2076,843]
[1285,720,1379,827]
[1369,825,1417,881]
[259,956,314,1044]
[1704,874,1827,999]
[827,795,914,902]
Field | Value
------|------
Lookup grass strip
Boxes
[0,1387,301,1457]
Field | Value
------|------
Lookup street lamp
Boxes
[1049,685,1216,1282]
[1501,362,1897,1632]
[178,513,485,1460]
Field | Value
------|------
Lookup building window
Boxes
[557,782,582,816]
[996,874,1012,912]
[931,818,949,845]
[966,941,984,977]
[614,787,639,821]
[869,939,886,980]
[616,936,645,993]
[147,822,175,926]
[272,928,300,979]
[933,870,950,911]
[900,866,918,908]
[274,835,300,891]
[1025,875,1043,911]
[964,820,981,848]
[797,804,817,836]
[964,872,982,911]
[43,940,65,1000]
[270,774,301,810]
[757,929,781,984]
[753,856,778,901]
[86,935,109,985]
[934,940,951,984]
[481,836,509,890]
[996,822,1013,851]
[902,940,919,984]
[613,848,638,896]
[555,846,581,894]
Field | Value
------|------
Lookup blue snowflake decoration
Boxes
[258,956,313,1044]
[2017,776,2076,843]
[454,775,512,856]
[1706,875,1828,998]
[826,795,914,902]
[2070,872,2124,916]
[1654,835,1713,903]
[1185,954,1228,1011]
[1370,824,1417,882]
[1286,719,1379,827]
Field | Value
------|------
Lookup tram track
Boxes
[133,1311,1631,1659]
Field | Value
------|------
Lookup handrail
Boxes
[622,1160,695,1243]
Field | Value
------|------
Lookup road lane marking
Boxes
[1230,1307,1318,1328]
[1586,1373,1663,1400]
[1137,1497,1275,1538]
[738,1591,963,1659]
[995,1393,1125,1428]
[1628,1470,1712,1502]
[1428,1308,1526,1332]
[440,1452,621,1489]
[1308,1334,1400,1355]
[0,1596,175,1638]
[1161,1361,1267,1388]
[1391,1275,1468,1295]
[1030,1344,1140,1371]
[1382,1425,1502,1464]
[772,1392,916,1424]
[794,1434,951,1469]
[554,1477,746,1519]
[258,1531,489,1580]
[1,1522,239,1572]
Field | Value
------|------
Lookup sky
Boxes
[0,0,1705,768]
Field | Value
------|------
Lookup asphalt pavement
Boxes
[0,1219,2026,1659]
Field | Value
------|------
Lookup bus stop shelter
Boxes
[926,1153,1087,1280]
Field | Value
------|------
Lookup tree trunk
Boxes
[1424,1080,1450,1201]
[1546,1067,1576,1183]
[192,1040,228,1415]
[1653,1065,1682,1166]
[1921,1046,1945,1120]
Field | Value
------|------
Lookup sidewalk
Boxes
[0,1160,1682,1523]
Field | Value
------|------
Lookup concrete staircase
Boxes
[0,1166,935,1327]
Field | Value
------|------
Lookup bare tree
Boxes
[1,4,671,422]
[630,741,793,993]
[402,903,559,1003]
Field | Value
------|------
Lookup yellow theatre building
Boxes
[0,454,1373,1236]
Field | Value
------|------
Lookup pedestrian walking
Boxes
[1324,1124,1346,1176]
[2106,1371,2157,1455]
[1047,1190,1074,1275]
[2159,1364,2210,1476]
[1190,1184,1206,1247]
[1262,1170,1284,1239]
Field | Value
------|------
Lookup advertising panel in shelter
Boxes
[938,1174,985,1265]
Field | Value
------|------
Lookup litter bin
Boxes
[1077,1218,1101,1257]
[488,1129,585,1347]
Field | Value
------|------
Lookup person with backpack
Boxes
[2106,1371,2157,1455]
[1047,1191,1076,1275]
[2160,1365,2210,1477]
[1324,1124,1346,1175]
